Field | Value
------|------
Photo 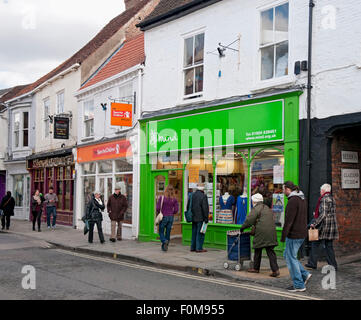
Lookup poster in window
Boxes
[54,117,69,140]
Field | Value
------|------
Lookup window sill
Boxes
[81,136,95,143]
[250,76,296,93]
[177,94,205,106]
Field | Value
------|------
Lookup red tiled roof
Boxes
[80,33,145,90]
[9,0,152,101]
[0,85,29,104]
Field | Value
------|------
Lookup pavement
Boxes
[3,220,361,299]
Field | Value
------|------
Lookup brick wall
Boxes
[331,126,361,254]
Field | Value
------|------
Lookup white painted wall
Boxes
[0,110,8,171]
[142,0,361,120]
[34,69,80,153]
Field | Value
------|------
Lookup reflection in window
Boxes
[83,176,95,213]
[98,161,112,174]
[13,175,24,207]
[115,174,133,224]
[251,148,284,227]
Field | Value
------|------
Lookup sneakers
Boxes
[163,241,169,251]
[287,286,306,292]
[304,273,312,286]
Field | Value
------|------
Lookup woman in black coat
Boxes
[86,191,105,244]
[1,191,16,230]
[31,190,45,232]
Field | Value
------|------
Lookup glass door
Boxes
[98,175,113,234]
[152,172,168,235]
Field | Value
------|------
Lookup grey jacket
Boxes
[187,190,209,223]
[44,193,58,207]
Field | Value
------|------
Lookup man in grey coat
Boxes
[187,186,209,253]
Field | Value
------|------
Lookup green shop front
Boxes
[139,91,301,255]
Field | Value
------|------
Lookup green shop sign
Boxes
[148,100,284,153]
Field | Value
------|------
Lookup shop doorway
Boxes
[153,170,183,240]
[98,175,113,234]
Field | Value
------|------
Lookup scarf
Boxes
[33,195,41,205]
[95,198,103,206]
[314,192,330,219]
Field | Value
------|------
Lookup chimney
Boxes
[124,0,140,10]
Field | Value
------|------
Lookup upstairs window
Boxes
[57,91,65,114]
[13,111,29,149]
[14,113,20,148]
[43,98,50,138]
[23,112,29,147]
[84,100,94,138]
[260,2,289,80]
[183,32,204,99]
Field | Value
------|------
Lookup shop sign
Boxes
[111,103,133,127]
[54,117,70,140]
[341,151,358,164]
[77,139,132,163]
[147,100,284,153]
[341,169,360,189]
[32,155,73,168]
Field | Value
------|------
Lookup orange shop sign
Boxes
[111,103,133,127]
[77,139,132,163]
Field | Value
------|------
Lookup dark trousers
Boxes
[32,211,42,230]
[191,222,205,251]
[88,220,105,243]
[308,239,338,270]
[1,215,11,229]
[253,246,279,272]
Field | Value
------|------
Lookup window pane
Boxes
[14,113,20,131]
[14,131,19,148]
[115,159,133,172]
[57,92,64,114]
[83,162,96,175]
[119,83,133,101]
[275,3,289,43]
[83,176,95,213]
[115,174,133,223]
[45,119,49,138]
[57,181,63,210]
[194,33,204,64]
[184,37,194,67]
[84,100,94,120]
[195,66,203,93]
[85,120,94,137]
[261,45,274,80]
[65,181,71,210]
[98,160,112,174]
[23,112,29,129]
[276,41,288,77]
[184,68,194,95]
[251,148,284,227]
[44,100,49,117]
[23,129,28,147]
[261,8,274,46]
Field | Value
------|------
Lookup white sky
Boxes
[0,0,125,89]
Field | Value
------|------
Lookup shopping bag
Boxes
[200,222,208,234]
[155,196,164,226]
[83,219,89,235]
[308,228,319,241]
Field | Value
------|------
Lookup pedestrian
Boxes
[44,187,58,230]
[86,191,105,244]
[305,183,339,271]
[240,193,280,277]
[107,183,128,242]
[31,189,45,232]
[282,181,312,292]
[156,185,179,252]
[187,185,209,253]
[0,191,15,230]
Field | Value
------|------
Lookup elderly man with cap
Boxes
[240,193,280,277]
[107,183,128,242]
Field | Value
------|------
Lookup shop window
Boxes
[115,159,133,172]
[251,148,284,227]
[115,174,133,224]
[64,181,72,211]
[186,155,213,223]
[83,176,96,213]
[57,181,63,210]
[216,150,248,225]
[260,2,289,80]
[98,161,113,174]
[183,32,204,99]
[153,153,183,170]
[83,162,96,175]
[13,175,24,207]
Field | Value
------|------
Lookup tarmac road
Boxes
[0,232,320,301]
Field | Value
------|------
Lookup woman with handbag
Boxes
[156,185,179,252]
[0,191,15,231]
[86,191,105,244]
[240,193,280,277]
[305,183,338,271]
[31,190,45,232]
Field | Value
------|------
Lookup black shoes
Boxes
[110,238,116,242]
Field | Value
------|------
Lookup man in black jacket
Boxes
[187,186,209,253]
[1,191,15,230]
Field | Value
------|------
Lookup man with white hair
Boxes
[305,183,339,271]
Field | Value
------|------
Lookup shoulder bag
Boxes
[184,193,193,223]
[155,196,164,225]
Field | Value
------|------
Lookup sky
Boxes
[0,0,126,89]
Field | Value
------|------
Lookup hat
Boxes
[251,193,263,203]
[94,190,101,195]
[114,182,122,190]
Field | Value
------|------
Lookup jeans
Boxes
[191,222,205,251]
[46,206,57,227]
[159,216,174,244]
[308,239,338,270]
[284,238,310,289]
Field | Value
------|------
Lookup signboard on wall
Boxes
[341,151,359,163]
[341,169,360,189]
[111,103,133,127]
[148,100,284,153]
[54,117,69,140]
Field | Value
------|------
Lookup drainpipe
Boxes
[305,0,315,256]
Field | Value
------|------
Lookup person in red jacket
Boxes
[107,183,128,242]
[282,181,312,292]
